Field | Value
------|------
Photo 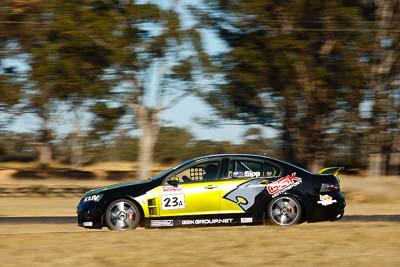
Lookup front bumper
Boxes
[76,200,104,229]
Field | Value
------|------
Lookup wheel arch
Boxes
[265,191,311,223]
[125,196,146,227]
[102,195,146,227]
[284,191,312,222]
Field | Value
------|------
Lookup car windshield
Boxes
[149,158,195,181]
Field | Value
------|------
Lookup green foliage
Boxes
[200,0,369,168]
[0,131,37,162]
[89,102,126,139]
[1,0,397,174]
[30,0,117,102]
[154,126,194,163]
[0,0,206,168]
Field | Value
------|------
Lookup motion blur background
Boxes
[0,0,399,177]
[0,1,399,266]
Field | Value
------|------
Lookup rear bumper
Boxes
[332,194,346,221]
[309,192,346,222]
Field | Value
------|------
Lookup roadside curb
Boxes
[0,186,91,197]
[0,216,76,224]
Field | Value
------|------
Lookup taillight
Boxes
[320,183,339,192]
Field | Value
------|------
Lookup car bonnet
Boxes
[83,180,149,197]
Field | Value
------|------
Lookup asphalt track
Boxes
[0,215,399,225]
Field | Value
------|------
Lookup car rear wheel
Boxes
[105,199,140,231]
[268,196,302,226]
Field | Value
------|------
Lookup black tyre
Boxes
[105,199,141,231]
[267,195,302,226]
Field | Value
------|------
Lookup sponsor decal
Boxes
[317,194,337,206]
[232,171,244,178]
[245,171,261,178]
[224,179,265,211]
[83,222,93,227]
[267,172,302,198]
[181,218,234,225]
[162,186,183,194]
[224,179,267,211]
[83,194,102,202]
[240,217,253,223]
[150,220,174,227]
[232,171,261,178]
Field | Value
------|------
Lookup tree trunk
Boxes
[368,152,384,177]
[281,91,298,165]
[390,150,400,175]
[281,124,296,164]
[390,135,400,175]
[39,142,52,166]
[38,117,53,167]
[138,125,156,179]
[307,152,326,173]
[294,61,329,170]
[132,103,160,179]
[70,111,84,168]
[366,0,397,176]
[70,133,83,168]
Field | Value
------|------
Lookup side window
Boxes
[229,160,264,178]
[168,161,220,183]
[228,159,281,178]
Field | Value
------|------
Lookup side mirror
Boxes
[167,176,179,186]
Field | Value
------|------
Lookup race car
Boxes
[77,154,345,230]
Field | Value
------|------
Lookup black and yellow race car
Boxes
[77,154,345,230]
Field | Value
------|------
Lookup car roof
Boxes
[186,154,310,173]
[190,154,275,161]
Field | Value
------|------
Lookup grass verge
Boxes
[0,222,399,267]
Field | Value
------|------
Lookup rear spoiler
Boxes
[317,167,343,176]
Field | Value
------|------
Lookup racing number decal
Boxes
[161,186,185,210]
[161,194,185,210]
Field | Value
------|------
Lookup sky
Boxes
[3,0,278,144]
[160,95,274,144]
[8,93,276,145]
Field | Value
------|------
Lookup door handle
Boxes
[205,185,217,189]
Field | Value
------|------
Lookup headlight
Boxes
[83,194,103,203]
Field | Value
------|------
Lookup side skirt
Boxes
[145,214,263,228]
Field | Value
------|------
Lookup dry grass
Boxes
[0,197,80,216]
[0,222,399,267]
[341,175,400,203]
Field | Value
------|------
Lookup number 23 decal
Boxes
[161,194,185,210]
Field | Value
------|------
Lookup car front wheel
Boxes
[267,195,302,226]
[105,199,141,231]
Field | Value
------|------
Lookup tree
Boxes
[0,0,37,127]
[108,2,210,178]
[198,0,367,170]
[2,1,208,174]
[239,127,277,157]
[357,0,400,175]
[0,1,128,167]
[154,126,194,164]
[0,1,44,160]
